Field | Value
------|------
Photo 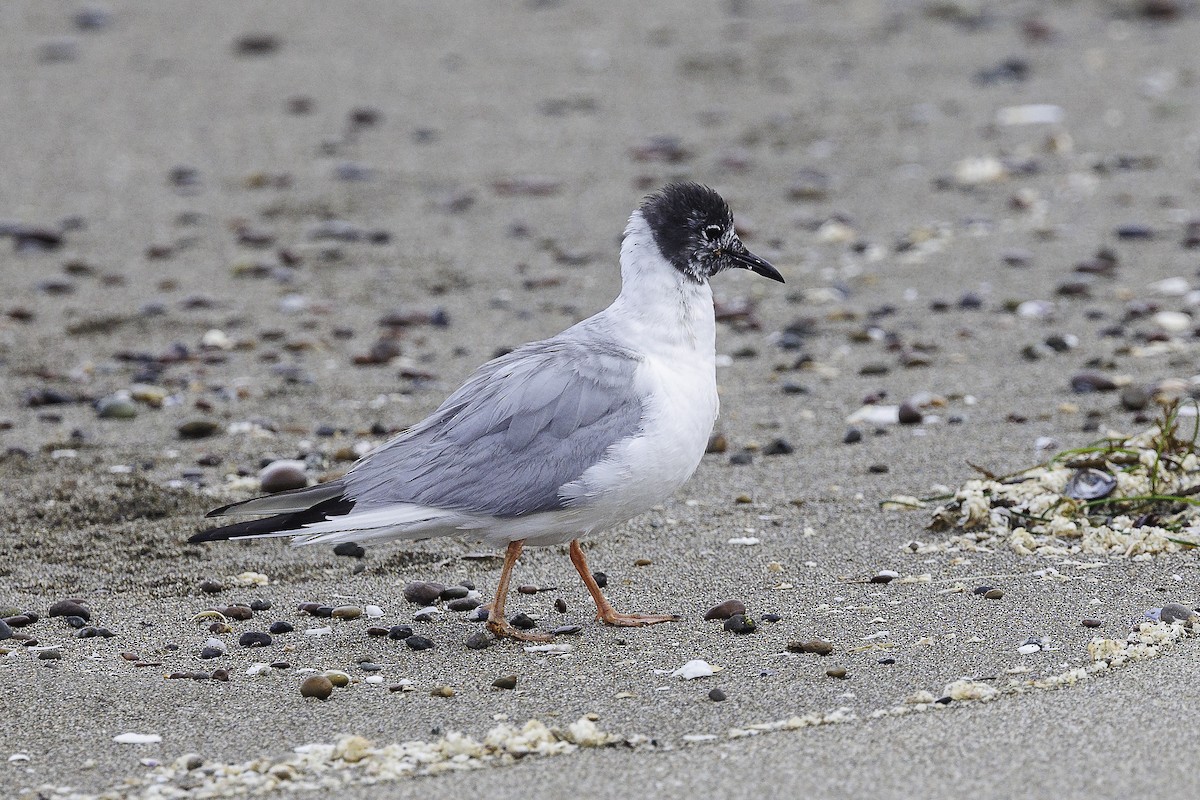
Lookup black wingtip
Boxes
[190,496,357,545]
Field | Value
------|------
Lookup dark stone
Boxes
[708,688,727,702]
[897,402,923,424]
[1160,603,1196,623]
[762,613,782,623]
[729,451,753,466]
[268,621,293,634]
[446,597,480,612]
[178,419,220,439]
[48,599,91,622]
[984,589,1005,600]
[843,428,863,444]
[787,639,834,656]
[826,667,848,679]
[300,675,333,700]
[249,599,271,612]
[509,613,537,630]
[551,624,583,636]
[465,631,492,650]
[0,619,11,641]
[223,605,253,621]
[367,626,389,637]
[1082,618,1103,628]
[439,585,470,600]
[492,675,518,690]
[592,572,608,588]
[723,614,757,634]
[554,598,568,613]
[1070,373,1117,393]
[387,625,414,640]
[405,635,435,651]
[64,615,87,629]
[762,438,794,456]
[238,631,272,648]
[332,542,365,558]
[199,646,224,659]
[402,581,445,605]
[973,585,994,595]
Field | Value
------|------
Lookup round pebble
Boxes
[387,625,414,640]
[554,598,568,613]
[826,667,848,679]
[465,631,492,650]
[703,599,746,621]
[447,597,481,612]
[551,624,583,636]
[1081,618,1103,628]
[0,619,11,641]
[509,613,537,630]
[972,585,993,595]
[178,419,220,439]
[249,599,272,612]
[259,460,308,493]
[1160,603,1196,623]
[439,585,471,601]
[402,581,445,605]
[984,589,1005,600]
[325,671,350,687]
[49,598,91,621]
[37,649,62,661]
[430,685,455,697]
[199,646,224,660]
[492,675,518,690]
[332,542,365,558]
[331,606,363,620]
[268,621,293,634]
[405,635,435,651]
[708,688,727,702]
[897,402,922,424]
[300,675,333,700]
[869,571,900,584]
[223,605,253,621]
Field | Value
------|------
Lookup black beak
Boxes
[730,247,785,283]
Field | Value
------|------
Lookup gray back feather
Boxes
[345,330,644,517]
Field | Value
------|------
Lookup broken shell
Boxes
[1064,468,1117,501]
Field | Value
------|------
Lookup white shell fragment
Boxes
[364,605,384,619]
[995,104,1065,126]
[671,659,716,680]
[113,733,162,745]
[726,536,760,546]
[846,405,900,426]
[523,643,573,654]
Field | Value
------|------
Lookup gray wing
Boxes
[344,336,644,517]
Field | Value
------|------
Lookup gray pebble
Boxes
[465,631,491,650]
[703,599,746,621]
[405,635,435,651]
[402,581,445,605]
[1160,603,1196,623]
[238,631,272,648]
[447,597,480,612]
[0,619,10,641]
[49,599,91,621]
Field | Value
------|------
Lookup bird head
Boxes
[639,182,783,284]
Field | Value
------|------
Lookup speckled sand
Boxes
[3,2,1200,798]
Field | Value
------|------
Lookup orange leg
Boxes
[569,539,679,627]
[486,539,552,643]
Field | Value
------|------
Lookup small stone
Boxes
[96,394,137,420]
[551,624,582,636]
[1120,386,1150,412]
[897,402,923,425]
[268,621,293,634]
[843,428,863,444]
[222,605,253,621]
[387,625,414,640]
[633,558,652,567]
[870,571,900,584]
[729,451,754,466]
[517,585,539,595]
[259,460,308,493]
[706,433,728,453]
[984,589,1005,600]
[211,668,230,682]
[509,613,537,630]
[78,626,115,638]
[300,675,333,700]
[877,657,896,665]
[1082,618,1103,628]
[367,626,389,637]
[465,632,492,650]
[592,572,608,588]
[430,685,455,697]
[405,635,435,651]
[325,671,351,687]
[439,585,471,600]
[49,599,91,622]
[972,585,993,595]
[199,646,224,660]
[492,675,518,690]
[723,614,757,634]
[708,688,727,702]
[1160,603,1196,624]
[402,581,445,605]
[238,631,272,648]
[178,419,220,439]
[38,649,62,661]
[1070,373,1117,393]
[249,599,271,612]
[0,619,11,641]
[826,667,848,679]
[198,580,224,595]
[331,606,363,620]
[762,613,782,623]
[787,639,834,656]
[868,463,890,474]
[762,438,794,456]
[447,597,481,612]
[333,542,365,558]
[554,598,568,613]
[703,599,746,621]
[234,33,280,56]
[359,662,382,673]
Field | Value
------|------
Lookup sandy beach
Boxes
[3,1,1200,797]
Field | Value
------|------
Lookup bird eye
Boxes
[703,224,723,242]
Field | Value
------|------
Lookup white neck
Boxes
[604,212,715,354]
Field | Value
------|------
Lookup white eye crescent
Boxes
[703,225,723,242]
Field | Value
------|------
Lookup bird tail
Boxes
[190,480,467,545]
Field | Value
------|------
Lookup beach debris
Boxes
[113,733,162,745]
[300,675,334,700]
[914,403,1200,558]
[670,659,718,680]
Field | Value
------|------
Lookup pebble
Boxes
[554,598,568,613]
[77,626,115,638]
[387,625,413,640]
[870,571,900,584]
[332,542,365,558]
[0,619,11,641]
[509,613,537,630]
[259,460,308,493]
[825,667,848,679]
[366,626,389,637]
[212,668,230,682]
[96,393,137,420]
[972,585,993,595]
[1160,603,1196,623]
[359,662,382,672]
[238,631,272,648]
[234,33,281,56]
[331,606,363,620]
[708,688,727,702]
[249,599,271,612]
[199,646,224,660]
[703,599,746,620]
[405,636,435,651]
[897,402,923,425]
[984,589,1005,600]
[268,621,293,634]
[178,420,220,439]
[37,649,62,661]
[325,671,350,687]
[5,613,36,628]
[430,685,455,697]
[1070,373,1117,393]
[49,599,91,622]
[402,581,445,605]
[592,572,608,588]
[1082,618,1104,628]
[447,597,481,612]
[198,580,224,594]
[551,624,583,636]
[222,605,253,621]
[762,438,794,456]
[723,614,757,634]
[492,675,518,690]
[465,631,492,650]
[787,639,834,656]
[300,675,333,700]
[843,428,863,444]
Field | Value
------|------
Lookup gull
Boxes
[191,183,783,642]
